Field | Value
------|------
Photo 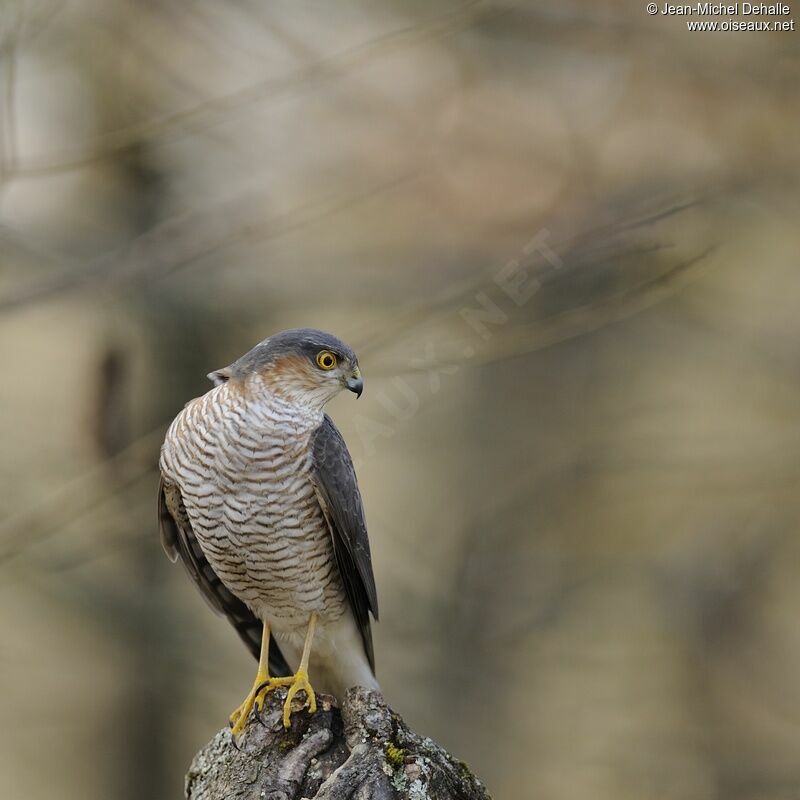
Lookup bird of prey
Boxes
[158,328,379,733]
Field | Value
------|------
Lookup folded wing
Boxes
[309,414,378,672]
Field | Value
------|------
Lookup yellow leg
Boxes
[229,622,292,736]
[282,612,318,728]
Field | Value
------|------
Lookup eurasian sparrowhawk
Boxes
[158,328,378,732]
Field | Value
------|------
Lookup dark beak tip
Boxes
[347,377,364,398]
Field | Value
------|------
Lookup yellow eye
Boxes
[316,350,337,370]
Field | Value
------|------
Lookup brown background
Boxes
[1,2,798,799]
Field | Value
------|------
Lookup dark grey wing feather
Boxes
[158,474,291,677]
[310,415,378,672]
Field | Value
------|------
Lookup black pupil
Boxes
[322,354,333,366]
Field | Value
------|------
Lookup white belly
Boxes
[274,611,380,697]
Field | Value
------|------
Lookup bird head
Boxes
[208,328,363,410]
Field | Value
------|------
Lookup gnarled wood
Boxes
[186,687,490,800]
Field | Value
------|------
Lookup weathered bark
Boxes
[186,687,490,800]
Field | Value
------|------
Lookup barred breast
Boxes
[159,378,347,631]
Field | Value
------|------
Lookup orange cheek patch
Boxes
[260,355,321,392]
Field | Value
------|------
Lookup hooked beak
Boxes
[346,367,363,398]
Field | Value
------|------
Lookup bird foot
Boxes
[229,675,293,736]
[282,668,316,728]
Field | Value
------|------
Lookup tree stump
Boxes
[186,686,491,800]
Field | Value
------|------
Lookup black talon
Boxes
[252,681,270,726]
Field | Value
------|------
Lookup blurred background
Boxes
[1,1,798,798]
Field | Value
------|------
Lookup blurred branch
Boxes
[7,0,504,179]
[187,687,489,800]
[1,0,69,183]
[0,0,65,56]
[0,46,16,179]
[0,167,421,313]
[0,3,21,182]
[0,425,163,568]
[468,243,717,369]
[359,199,714,374]
[358,199,703,360]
